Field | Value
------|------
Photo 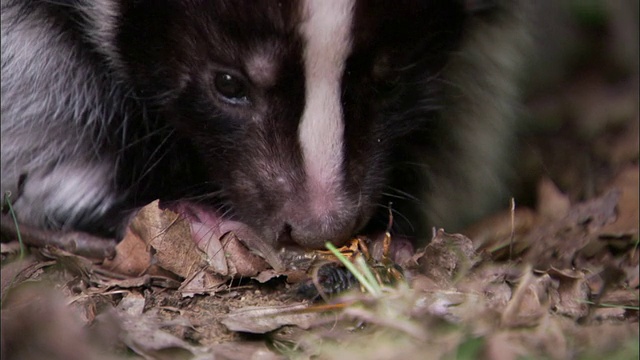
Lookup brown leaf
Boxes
[457,264,519,310]
[546,268,590,319]
[221,232,270,277]
[464,207,537,258]
[102,227,156,276]
[599,165,639,242]
[178,269,227,297]
[536,177,571,220]
[501,268,548,328]
[524,189,621,269]
[132,201,207,279]
[221,303,318,334]
[115,292,209,359]
[1,283,119,360]
[209,342,283,360]
[598,288,639,308]
[0,256,54,298]
[170,202,284,272]
[417,229,477,286]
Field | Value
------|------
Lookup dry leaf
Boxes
[133,201,207,279]
[179,269,227,297]
[221,232,270,277]
[417,229,477,286]
[536,177,571,220]
[599,165,639,241]
[102,227,155,276]
[464,207,537,257]
[524,189,621,269]
[221,303,318,334]
[210,342,283,360]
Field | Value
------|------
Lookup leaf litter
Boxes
[2,167,638,359]
[3,141,639,358]
[2,7,639,359]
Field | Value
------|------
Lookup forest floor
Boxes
[1,4,638,360]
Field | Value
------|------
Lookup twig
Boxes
[1,214,117,259]
[509,197,516,260]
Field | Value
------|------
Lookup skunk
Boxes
[1,0,527,253]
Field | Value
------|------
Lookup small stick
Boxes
[1,214,117,259]
[509,197,516,260]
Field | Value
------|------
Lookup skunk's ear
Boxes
[461,0,502,13]
[461,1,525,29]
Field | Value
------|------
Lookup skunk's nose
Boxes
[275,202,358,249]
[281,216,355,249]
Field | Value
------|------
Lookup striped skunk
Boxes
[1,1,527,254]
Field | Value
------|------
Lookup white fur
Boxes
[297,0,355,215]
[1,2,120,229]
[12,163,119,229]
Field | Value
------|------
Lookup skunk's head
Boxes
[110,0,468,249]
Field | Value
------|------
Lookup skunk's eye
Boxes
[214,72,248,104]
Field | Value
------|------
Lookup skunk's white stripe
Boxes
[298,0,354,211]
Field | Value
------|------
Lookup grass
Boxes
[3,191,25,259]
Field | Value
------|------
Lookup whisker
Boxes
[382,186,422,204]
[374,203,416,234]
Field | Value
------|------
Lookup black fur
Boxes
[1,0,526,249]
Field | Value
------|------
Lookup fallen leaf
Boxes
[116,302,209,360]
[209,342,284,360]
[417,229,478,286]
[179,269,228,297]
[536,177,571,221]
[464,207,537,258]
[524,189,621,269]
[501,268,548,328]
[221,232,270,277]
[546,268,590,319]
[133,201,207,279]
[599,165,639,242]
[221,303,318,334]
[102,227,155,276]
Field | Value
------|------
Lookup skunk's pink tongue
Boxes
[166,202,284,271]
